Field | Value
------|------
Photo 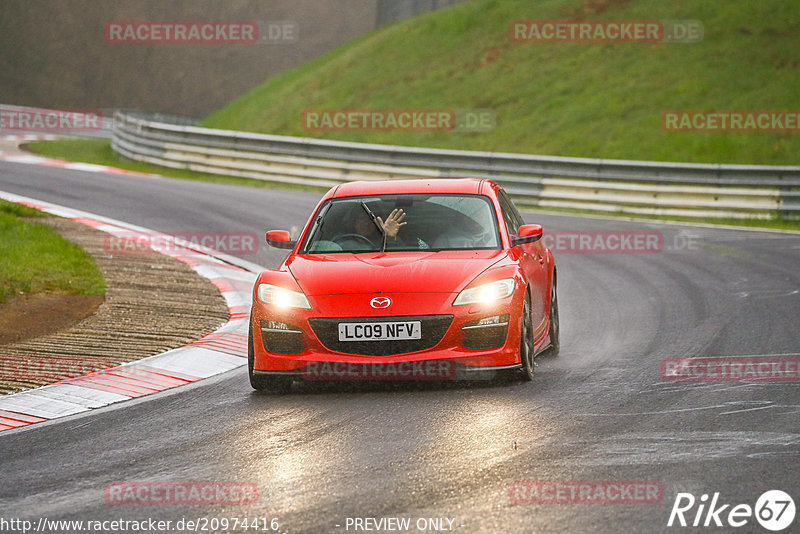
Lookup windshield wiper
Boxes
[360,201,388,252]
[360,202,384,234]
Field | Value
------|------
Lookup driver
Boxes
[354,207,407,245]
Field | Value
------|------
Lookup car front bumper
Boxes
[250,289,542,377]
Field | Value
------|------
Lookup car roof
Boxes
[329,178,494,198]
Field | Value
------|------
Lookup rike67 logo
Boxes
[668,490,795,531]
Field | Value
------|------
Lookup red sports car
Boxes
[249,178,558,392]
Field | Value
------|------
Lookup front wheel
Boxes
[248,321,292,394]
[517,292,535,381]
[545,283,560,356]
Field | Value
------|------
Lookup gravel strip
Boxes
[0,217,231,395]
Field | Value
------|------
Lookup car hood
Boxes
[287,250,506,296]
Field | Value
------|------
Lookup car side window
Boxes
[497,189,524,235]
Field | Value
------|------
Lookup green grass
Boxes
[0,200,106,303]
[0,199,50,218]
[24,139,327,192]
[202,0,800,165]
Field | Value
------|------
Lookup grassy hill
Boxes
[202,0,800,165]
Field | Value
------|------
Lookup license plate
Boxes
[338,321,422,341]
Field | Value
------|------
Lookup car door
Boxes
[497,188,548,332]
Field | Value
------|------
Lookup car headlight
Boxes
[257,283,311,309]
[453,278,515,306]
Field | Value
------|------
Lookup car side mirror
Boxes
[266,230,297,250]
[512,224,543,246]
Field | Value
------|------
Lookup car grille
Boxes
[309,314,453,356]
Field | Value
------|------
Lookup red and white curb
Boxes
[0,144,155,177]
[1,134,59,142]
[0,191,261,432]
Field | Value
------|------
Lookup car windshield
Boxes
[300,194,501,253]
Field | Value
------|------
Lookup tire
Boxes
[545,282,560,356]
[517,292,535,381]
[248,320,292,394]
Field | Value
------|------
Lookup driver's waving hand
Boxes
[377,208,407,241]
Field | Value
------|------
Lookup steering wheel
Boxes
[333,233,375,248]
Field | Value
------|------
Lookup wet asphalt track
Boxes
[0,161,798,533]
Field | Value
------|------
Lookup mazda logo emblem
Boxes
[370,297,392,309]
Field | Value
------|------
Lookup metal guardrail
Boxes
[112,112,800,219]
